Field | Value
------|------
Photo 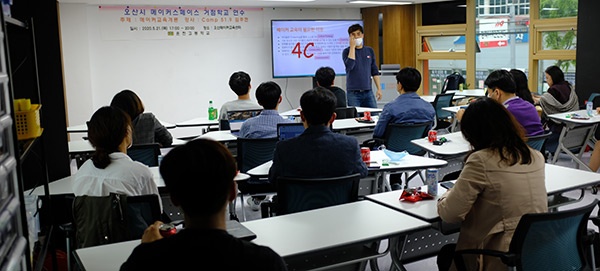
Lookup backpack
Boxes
[442,72,465,93]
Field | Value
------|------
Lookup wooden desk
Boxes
[547,109,600,170]
[242,200,430,270]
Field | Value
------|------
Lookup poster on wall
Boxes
[98,5,264,40]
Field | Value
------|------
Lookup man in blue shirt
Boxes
[373,67,435,139]
[239,81,292,139]
[342,24,382,108]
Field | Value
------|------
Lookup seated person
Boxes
[534,65,579,153]
[269,86,368,183]
[120,139,288,270]
[315,66,347,108]
[239,81,293,139]
[219,71,262,120]
[72,106,159,199]
[509,69,535,105]
[482,70,544,136]
[436,97,546,271]
[372,67,435,139]
[110,89,173,147]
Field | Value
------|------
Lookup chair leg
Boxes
[240,194,246,221]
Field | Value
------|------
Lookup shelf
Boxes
[18,136,41,161]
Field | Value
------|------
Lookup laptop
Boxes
[224,109,263,134]
[277,122,305,141]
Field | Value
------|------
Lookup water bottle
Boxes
[587,101,594,117]
[426,168,439,196]
[208,100,218,120]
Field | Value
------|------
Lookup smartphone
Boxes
[440,182,455,190]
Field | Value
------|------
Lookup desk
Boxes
[411,131,469,180]
[67,118,176,133]
[420,95,465,103]
[174,116,219,128]
[442,106,466,132]
[196,130,237,142]
[331,117,378,134]
[243,200,430,270]
[280,106,383,117]
[365,163,600,269]
[547,110,600,170]
[446,89,486,97]
[68,139,188,154]
[246,150,448,193]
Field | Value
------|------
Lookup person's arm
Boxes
[152,114,173,147]
[369,48,382,100]
[455,108,465,122]
[348,35,356,60]
[372,107,391,138]
[342,47,355,72]
[590,140,600,172]
[141,221,164,243]
[372,75,382,101]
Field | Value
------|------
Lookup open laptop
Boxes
[224,109,263,135]
[277,122,305,141]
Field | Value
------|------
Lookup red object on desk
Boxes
[399,188,434,202]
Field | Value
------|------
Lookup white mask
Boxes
[355,37,363,47]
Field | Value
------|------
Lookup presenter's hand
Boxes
[141,221,164,243]
[376,89,382,100]
[349,35,356,48]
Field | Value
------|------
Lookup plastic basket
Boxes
[15,104,42,140]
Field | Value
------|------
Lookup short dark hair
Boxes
[545,65,566,84]
[348,24,363,35]
[110,89,145,120]
[484,69,517,94]
[395,67,421,92]
[315,67,335,87]
[255,81,281,110]
[228,71,251,96]
[88,106,131,169]
[300,86,337,126]
[159,139,237,217]
[461,97,532,166]
[509,69,534,104]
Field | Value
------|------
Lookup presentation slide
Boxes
[271,19,362,78]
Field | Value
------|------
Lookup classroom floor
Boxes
[233,151,600,271]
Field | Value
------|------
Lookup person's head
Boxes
[315,66,336,88]
[544,65,565,87]
[395,67,421,93]
[348,24,364,37]
[460,97,532,166]
[484,70,517,101]
[87,106,132,169]
[255,81,282,110]
[228,71,251,96]
[110,89,145,120]
[300,86,337,126]
[509,69,534,104]
[159,139,237,219]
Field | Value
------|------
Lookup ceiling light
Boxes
[348,0,412,5]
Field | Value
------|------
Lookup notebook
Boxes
[277,122,305,141]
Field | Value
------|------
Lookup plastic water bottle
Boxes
[587,101,594,117]
[426,168,439,196]
[208,100,218,120]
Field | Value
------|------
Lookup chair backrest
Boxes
[589,93,600,109]
[383,122,431,155]
[277,122,305,141]
[526,130,552,151]
[127,143,161,167]
[236,137,279,173]
[510,199,598,271]
[432,93,456,121]
[276,173,360,216]
[221,109,263,131]
[335,106,358,119]
[441,72,465,93]
[72,193,161,248]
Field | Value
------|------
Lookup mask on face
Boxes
[355,37,363,47]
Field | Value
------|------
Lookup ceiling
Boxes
[57,0,451,9]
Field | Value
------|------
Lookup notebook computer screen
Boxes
[277,123,305,141]
[226,109,262,132]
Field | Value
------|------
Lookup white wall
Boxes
[59,4,360,138]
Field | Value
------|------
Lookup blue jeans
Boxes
[347,89,377,108]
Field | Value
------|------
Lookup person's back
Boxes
[269,87,368,181]
[437,98,546,271]
[373,67,435,138]
[315,66,347,108]
[240,81,292,139]
[220,71,262,120]
[72,106,158,197]
[110,89,173,147]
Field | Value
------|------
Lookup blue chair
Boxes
[526,130,552,152]
[382,122,431,189]
[453,199,598,271]
[432,93,456,131]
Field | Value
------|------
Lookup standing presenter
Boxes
[342,24,382,108]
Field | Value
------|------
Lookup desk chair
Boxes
[235,137,279,220]
[526,130,552,152]
[453,199,598,271]
[432,93,455,131]
[261,173,360,218]
[335,106,358,119]
[382,122,431,190]
[127,143,161,167]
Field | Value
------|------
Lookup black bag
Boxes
[442,72,466,93]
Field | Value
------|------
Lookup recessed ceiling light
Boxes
[348,0,412,5]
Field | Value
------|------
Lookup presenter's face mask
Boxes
[355,38,363,47]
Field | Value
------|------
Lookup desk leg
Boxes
[389,236,409,271]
